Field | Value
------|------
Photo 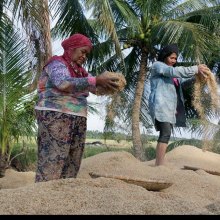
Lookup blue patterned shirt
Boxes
[149,61,198,125]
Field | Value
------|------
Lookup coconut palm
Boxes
[7,0,52,90]
[50,0,98,41]
[52,0,220,161]
[0,0,52,176]
[0,18,37,176]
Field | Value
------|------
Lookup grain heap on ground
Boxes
[96,71,126,96]
[1,145,220,214]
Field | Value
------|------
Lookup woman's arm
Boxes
[151,61,198,78]
[46,60,96,93]
[151,61,209,80]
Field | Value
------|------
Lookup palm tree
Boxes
[0,19,36,176]
[8,0,52,90]
[0,0,52,176]
[86,0,220,160]
[50,0,98,41]
[51,0,220,161]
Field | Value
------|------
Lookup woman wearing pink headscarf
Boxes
[35,33,118,182]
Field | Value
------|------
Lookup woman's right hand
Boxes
[197,64,210,78]
[96,74,119,91]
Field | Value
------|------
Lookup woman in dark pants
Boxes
[149,44,209,166]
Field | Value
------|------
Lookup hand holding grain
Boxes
[96,71,126,96]
[197,64,210,79]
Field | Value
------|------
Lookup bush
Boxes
[145,147,156,160]
[9,143,37,171]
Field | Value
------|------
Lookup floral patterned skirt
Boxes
[35,110,87,182]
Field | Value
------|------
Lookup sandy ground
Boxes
[0,145,220,215]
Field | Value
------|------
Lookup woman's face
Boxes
[164,53,177,66]
[71,46,91,66]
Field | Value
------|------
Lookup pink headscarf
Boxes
[61,33,92,51]
[45,33,93,77]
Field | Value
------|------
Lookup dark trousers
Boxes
[155,119,172,144]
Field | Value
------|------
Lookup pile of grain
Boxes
[96,71,126,96]
[1,146,220,214]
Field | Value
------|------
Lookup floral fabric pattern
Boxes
[35,110,87,182]
[35,60,96,117]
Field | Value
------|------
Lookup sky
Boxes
[87,94,107,131]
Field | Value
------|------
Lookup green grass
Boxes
[83,146,131,158]
[86,138,133,148]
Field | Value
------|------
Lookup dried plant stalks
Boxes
[192,69,220,151]
[105,94,123,122]
[96,71,126,96]
[192,69,220,119]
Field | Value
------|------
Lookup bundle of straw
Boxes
[96,71,126,96]
[192,69,219,119]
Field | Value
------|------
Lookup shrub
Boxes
[145,147,156,160]
[9,143,37,171]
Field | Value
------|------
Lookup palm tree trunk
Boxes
[42,0,52,62]
[132,49,148,161]
[29,0,52,91]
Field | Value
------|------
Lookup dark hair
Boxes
[158,44,179,62]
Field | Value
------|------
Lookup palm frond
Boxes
[0,21,34,154]
[51,0,98,42]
